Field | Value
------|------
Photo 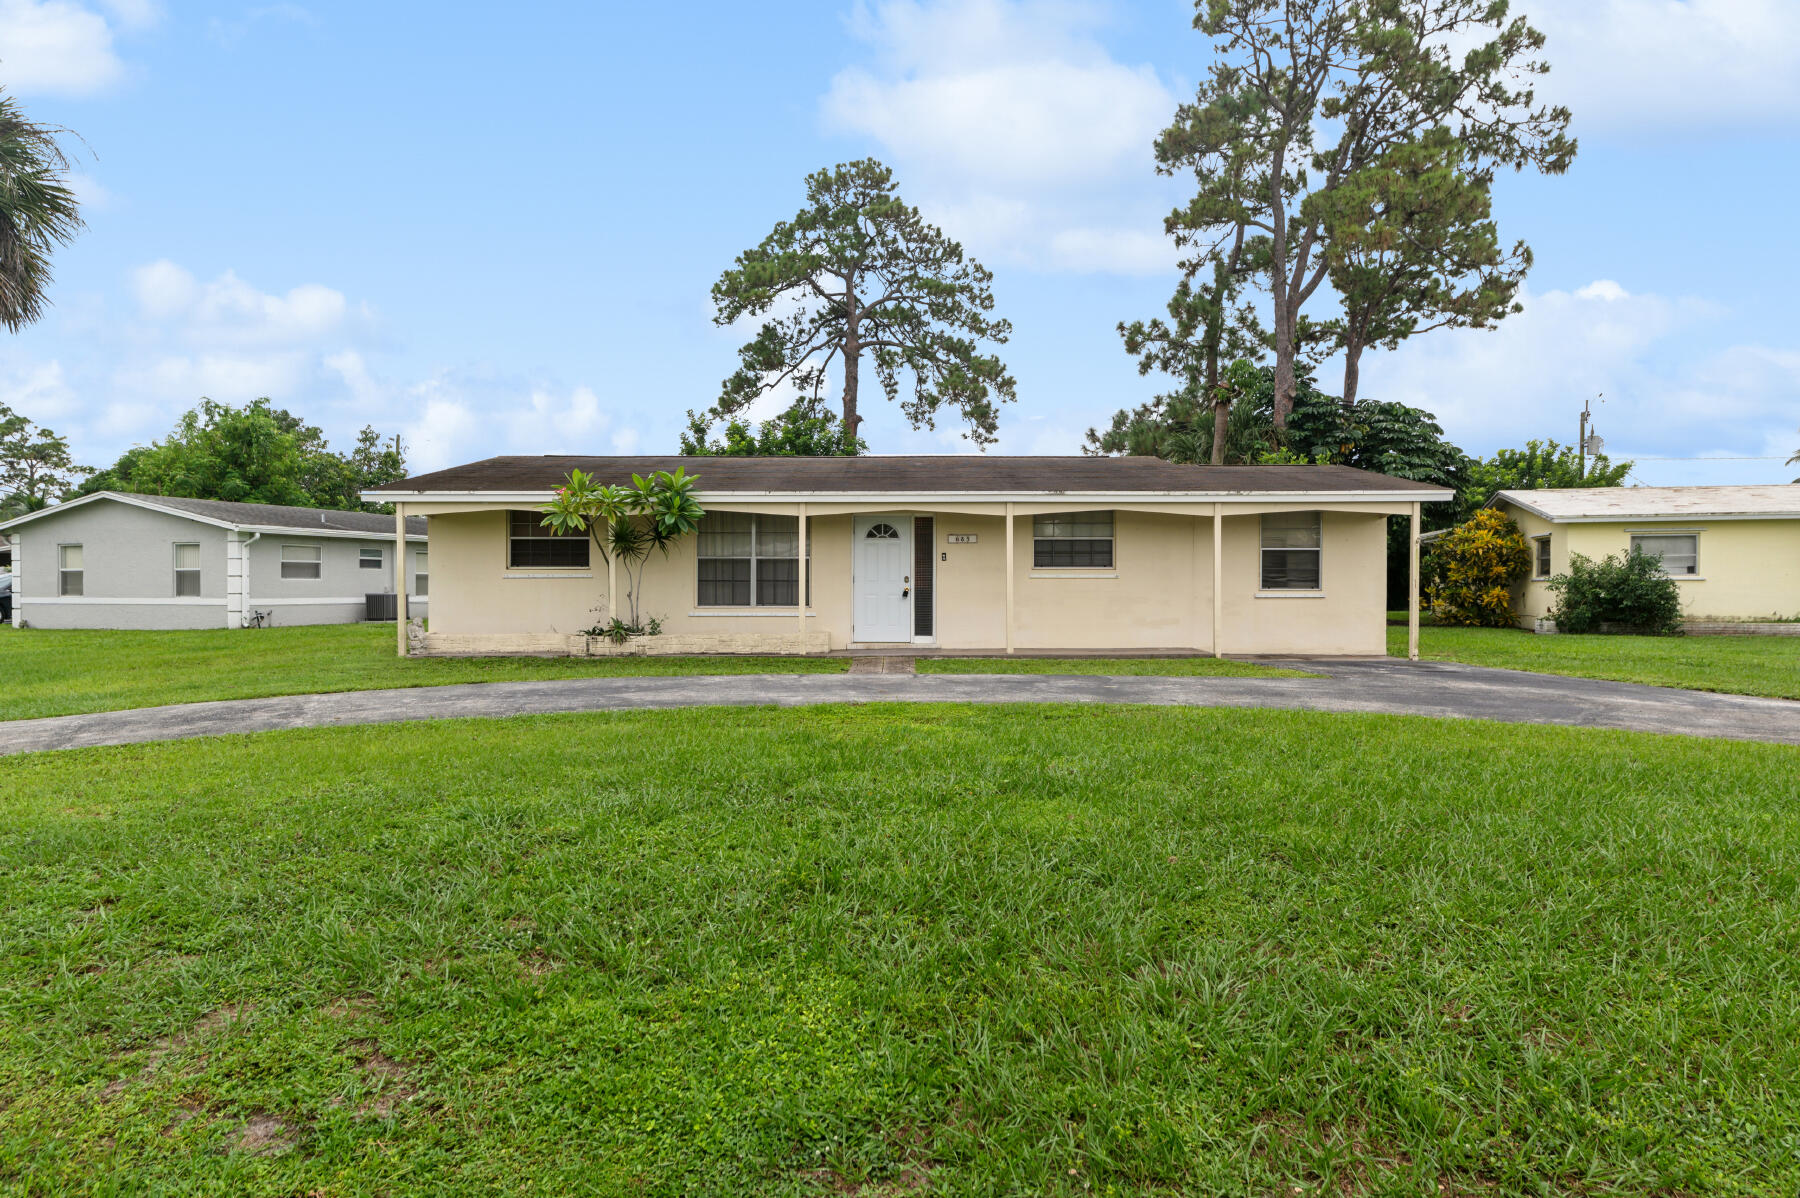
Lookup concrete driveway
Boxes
[3,658,1797,755]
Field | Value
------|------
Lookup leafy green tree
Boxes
[0,90,85,332]
[0,403,91,519]
[75,398,407,512]
[1317,128,1532,405]
[680,398,865,457]
[1459,438,1631,517]
[700,159,1015,448]
[1165,0,1574,430]
[539,468,705,633]
[1423,507,1530,627]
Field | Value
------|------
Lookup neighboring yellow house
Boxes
[365,456,1452,658]
[1489,485,1800,632]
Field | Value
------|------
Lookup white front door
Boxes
[853,515,912,642]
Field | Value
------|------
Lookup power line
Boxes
[1625,455,1786,462]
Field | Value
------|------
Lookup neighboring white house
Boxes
[1,492,427,630]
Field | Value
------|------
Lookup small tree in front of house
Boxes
[539,468,705,637]
[1424,508,1530,627]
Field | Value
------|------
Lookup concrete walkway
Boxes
[3,659,1797,755]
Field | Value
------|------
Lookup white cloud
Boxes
[0,359,79,422]
[1352,279,1800,486]
[1531,0,1800,131]
[821,0,1179,275]
[0,0,124,95]
[207,3,314,50]
[131,260,356,347]
[97,0,157,29]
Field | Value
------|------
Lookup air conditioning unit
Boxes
[365,593,399,621]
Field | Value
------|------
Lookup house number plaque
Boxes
[946,534,978,544]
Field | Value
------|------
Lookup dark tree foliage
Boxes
[1459,438,1632,519]
[0,90,85,332]
[699,159,1014,449]
[680,399,866,457]
[0,402,91,519]
[75,398,407,513]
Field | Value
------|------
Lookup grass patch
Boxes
[4,704,1798,1194]
[0,624,847,721]
[1391,624,1800,699]
[917,655,1309,677]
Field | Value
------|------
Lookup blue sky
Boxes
[2,0,1797,485]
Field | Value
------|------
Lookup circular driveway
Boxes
[2,658,1796,755]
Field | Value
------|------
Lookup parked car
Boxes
[0,570,11,624]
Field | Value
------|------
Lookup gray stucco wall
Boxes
[11,497,427,630]
[15,500,229,630]
[244,534,426,627]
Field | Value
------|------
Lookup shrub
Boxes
[1547,550,1684,635]
[1424,509,1531,627]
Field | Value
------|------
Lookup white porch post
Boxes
[1408,502,1421,662]
[1004,502,1015,654]
[797,503,808,642]
[395,503,408,657]
[1211,506,1223,657]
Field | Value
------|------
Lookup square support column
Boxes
[1004,502,1015,654]
[1408,502,1421,662]
[1212,506,1223,657]
[396,503,409,658]
[797,503,808,641]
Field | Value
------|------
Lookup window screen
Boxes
[58,543,83,596]
[1630,533,1698,576]
[280,544,322,580]
[359,546,384,570]
[1533,537,1551,579]
[508,510,590,569]
[1033,511,1114,568]
[174,542,201,596]
[696,513,809,607]
[1260,512,1322,590]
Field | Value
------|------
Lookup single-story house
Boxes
[365,456,1451,658]
[1490,485,1800,631]
[1,491,428,630]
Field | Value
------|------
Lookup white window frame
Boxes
[695,513,810,608]
[58,543,84,596]
[280,544,323,581]
[1629,531,1700,578]
[359,545,384,571]
[415,549,428,597]
[1532,535,1552,580]
[1031,510,1115,569]
[1258,511,1323,593]
[173,542,201,596]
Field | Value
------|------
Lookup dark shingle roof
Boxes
[373,456,1446,496]
[101,493,426,535]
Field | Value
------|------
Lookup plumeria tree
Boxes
[539,467,705,633]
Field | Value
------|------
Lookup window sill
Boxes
[688,609,816,618]
[504,571,593,579]
[1255,589,1326,598]
[1029,571,1118,579]
[1671,576,1706,581]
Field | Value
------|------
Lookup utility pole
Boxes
[1578,394,1603,482]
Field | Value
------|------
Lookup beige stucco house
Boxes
[366,456,1449,659]
[1490,485,1800,631]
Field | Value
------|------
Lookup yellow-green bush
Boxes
[1425,509,1531,627]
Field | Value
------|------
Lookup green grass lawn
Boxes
[5,704,1798,1195]
[0,624,848,721]
[1390,624,1800,700]
[917,656,1310,677]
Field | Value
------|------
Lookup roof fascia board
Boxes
[0,490,243,533]
[365,487,1457,505]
